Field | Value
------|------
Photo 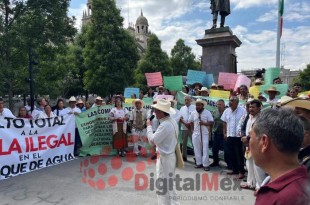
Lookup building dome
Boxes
[136,10,148,26]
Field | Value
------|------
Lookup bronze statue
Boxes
[210,0,231,29]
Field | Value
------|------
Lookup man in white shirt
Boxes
[240,100,266,191]
[63,96,81,156]
[0,98,15,118]
[92,96,105,108]
[146,99,180,205]
[264,87,280,109]
[179,95,196,161]
[170,100,181,124]
[221,96,247,179]
[189,99,214,171]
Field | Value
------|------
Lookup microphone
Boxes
[149,115,155,121]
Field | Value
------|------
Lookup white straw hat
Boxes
[69,96,77,102]
[151,99,176,114]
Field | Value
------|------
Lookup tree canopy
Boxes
[83,0,139,97]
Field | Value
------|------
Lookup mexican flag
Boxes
[279,0,284,37]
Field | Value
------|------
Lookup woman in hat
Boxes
[109,97,129,157]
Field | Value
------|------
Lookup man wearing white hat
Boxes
[130,99,148,156]
[63,96,82,156]
[92,96,105,108]
[146,99,180,205]
[189,99,214,171]
[199,87,209,97]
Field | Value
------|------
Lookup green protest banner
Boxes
[163,76,183,91]
[76,101,153,156]
[264,67,280,85]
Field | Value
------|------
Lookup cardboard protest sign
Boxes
[209,90,231,99]
[205,74,215,88]
[163,76,183,91]
[0,115,76,180]
[234,74,251,91]
[264,67,280,85]
[218,72,238,90]
[125,98,135,104]
[260,84,288,98]
[145,72,163,87]
[124,88,140,99]
[249,86,261,99]
[186,70,207,85]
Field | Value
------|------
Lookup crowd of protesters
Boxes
[0,75,310,205]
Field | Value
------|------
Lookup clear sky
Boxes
[69,0,310,72]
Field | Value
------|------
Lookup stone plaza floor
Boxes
[0,155,256,205]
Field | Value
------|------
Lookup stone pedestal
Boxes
[196,27,242,83]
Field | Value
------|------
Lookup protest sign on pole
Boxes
[124,88,140,99]
[218,72,238,90]
[0,115,76,180]
[145,72,163,87]
[163,76,183,91]
[264,67,281,85]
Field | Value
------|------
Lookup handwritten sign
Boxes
[186,70,207,85]
[260,84,288,98]
[234,74,251,91]
[218,72,238,90]
[209,90,231,99]
[264,67,280,85]
[154,95,174,101]
[125,98,136,104]
[145,72,163,87]
[124,88,140,99]
[249,86,261,99]
[204,74,215,88]
[163,76,183,91]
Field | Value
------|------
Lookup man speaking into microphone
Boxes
[146,99,180,205]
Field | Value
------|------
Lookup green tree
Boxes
[83,0,139,97]
[294,64,310,91]
[0,0,76,107]
[170,39,201,76]
[135,34,171,90]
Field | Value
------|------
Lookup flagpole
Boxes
[276,0,281,68]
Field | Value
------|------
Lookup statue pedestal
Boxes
[196,27,242,83]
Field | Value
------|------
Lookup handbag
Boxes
[170,119,184,169]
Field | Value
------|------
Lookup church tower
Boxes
[135,10,150,51]
[82,0,92,26]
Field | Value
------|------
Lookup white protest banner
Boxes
[0,115,76,180]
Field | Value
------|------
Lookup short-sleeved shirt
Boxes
[179,104,196,130]
[221,106,246,137]
[255,166,310,205]
[189,109,214,135]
